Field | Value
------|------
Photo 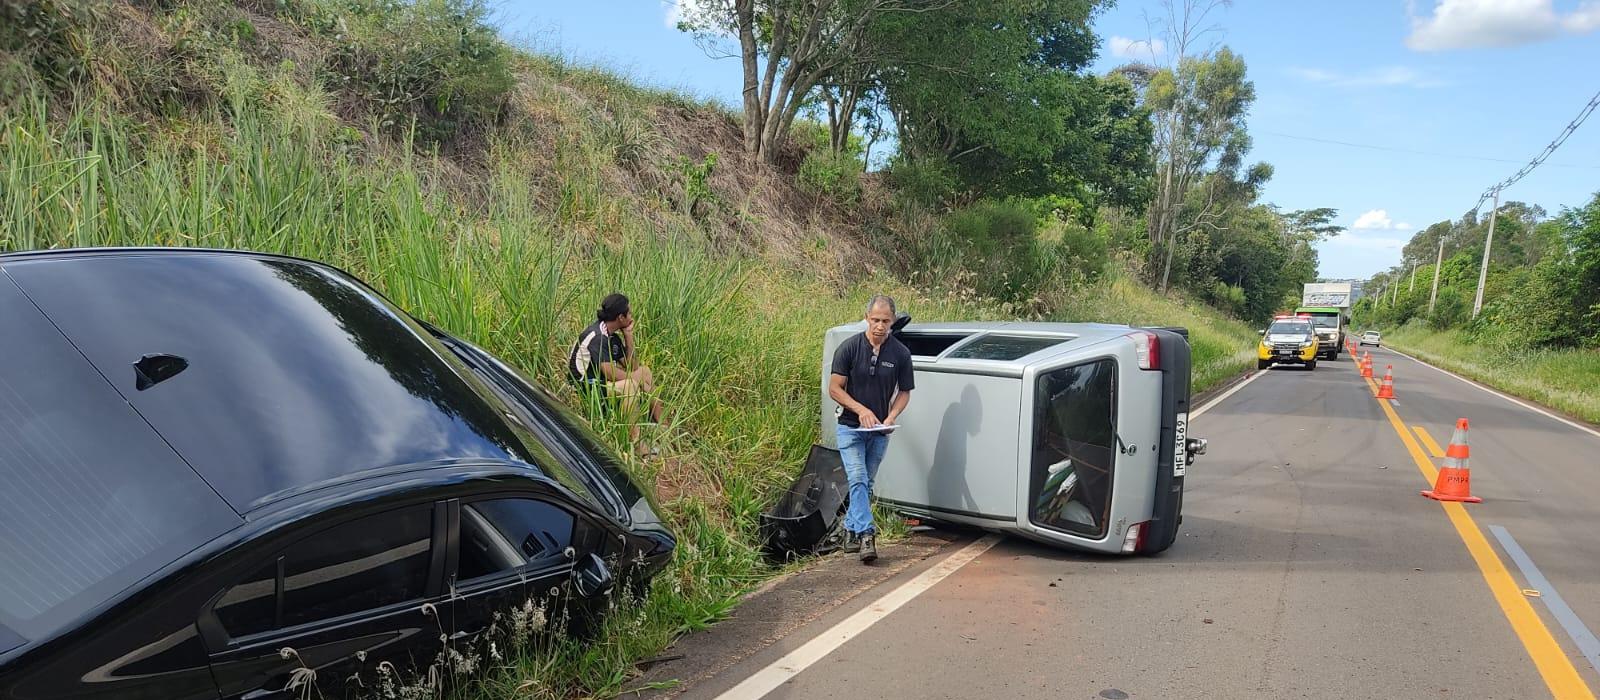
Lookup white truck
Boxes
[1295,282,1354,360]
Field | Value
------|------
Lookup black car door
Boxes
[444,495,581,648]
[203,503,448,700]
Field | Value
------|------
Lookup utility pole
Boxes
[1409,262,1418,293]
[1428,238,1444,314]
[1473,188,1500,318]
[1392,277,1400,305]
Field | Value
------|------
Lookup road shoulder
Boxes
[622,529,969,698]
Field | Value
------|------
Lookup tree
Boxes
[1135,0,1268,293]
[678,0,952,164]
[873,0,1138,207]
[1282,207,1343,239]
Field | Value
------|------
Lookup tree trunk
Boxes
[736,0,762,157]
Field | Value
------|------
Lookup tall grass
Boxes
[1384,325,1600,424]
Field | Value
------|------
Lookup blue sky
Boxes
[496,1,1600,280]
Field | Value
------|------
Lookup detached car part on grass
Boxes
[819,321,1205,555]
[0,248,674,700]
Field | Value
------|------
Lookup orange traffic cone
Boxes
[1422,419,1483,503]
[1376,365,1396,399]
[1360,352,1373,378]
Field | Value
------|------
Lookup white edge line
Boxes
[1488,525,1600,677]
[1386,347,1600,442]
[1192,369,1265,419]
[712,534,1004,700]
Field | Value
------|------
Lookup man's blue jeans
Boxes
[836,425,890,536]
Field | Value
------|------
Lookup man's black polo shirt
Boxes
[831,332,914,428]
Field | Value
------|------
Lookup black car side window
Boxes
[457,498,575,582]
[279,506,434,629]
[213,558,280,637]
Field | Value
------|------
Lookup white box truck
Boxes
[1296,282,1353,359]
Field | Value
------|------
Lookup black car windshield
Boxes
[1268,322,1313,335]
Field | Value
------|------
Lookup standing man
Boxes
[569,292,668,457]
[829,295,914,563]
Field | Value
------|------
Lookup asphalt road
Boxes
[655,347,1600,700]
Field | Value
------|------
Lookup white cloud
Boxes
[1328,232,1409,251]
[1566,0,1600,31]
[1353,209,1411,230]
[1108,35,1167,60]
[1288,65,1447,88]
[1406,0,1600,51]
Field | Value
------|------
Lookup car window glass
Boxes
[945,334,1066,361]
[214,559,279,637]
[458,499,575,581]
[281,506,434,628]
[1267,322,1311,335]
[896,332,974,357]
[1031,359,1118,538]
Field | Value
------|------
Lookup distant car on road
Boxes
[0,248,674,700]
[1257,316,1320,370]
[1360,330,1383,347]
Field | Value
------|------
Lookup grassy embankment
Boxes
[0,4,1256,696]
[1381,326,1600,425]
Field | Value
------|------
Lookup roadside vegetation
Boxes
[3,0,1308,696]
[1354,192,1600,423]
[1379,327,1600,425]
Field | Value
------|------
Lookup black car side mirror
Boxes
[891,312,912,334]
[1257,329,1265,336]
[573,553,615,598]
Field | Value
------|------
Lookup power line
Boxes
[1467,87,1600,318]
[1473,88,1600,213]
[1260,131,1600,170]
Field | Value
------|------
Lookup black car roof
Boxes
[0,248,537,513]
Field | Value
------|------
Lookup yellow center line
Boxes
[1414,425,1446,459]
[1371,380,1594,698]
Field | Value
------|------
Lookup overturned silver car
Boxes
[821,321,1206,555]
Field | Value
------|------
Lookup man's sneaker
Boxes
[859,535,877,563]
[842,532,861,553]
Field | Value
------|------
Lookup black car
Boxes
[0,248,674,700]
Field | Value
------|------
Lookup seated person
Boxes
[568,293,668,456]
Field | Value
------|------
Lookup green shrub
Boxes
[1426,287,1469,330]
[938,200,1052,302]
[886,156,957,207]
[313,0,513,142]
[945,199,1037,255]
[1052,219,1109,283]
[1,0,95,89]
[1207,280,1246,316]
[796,149,862,205]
